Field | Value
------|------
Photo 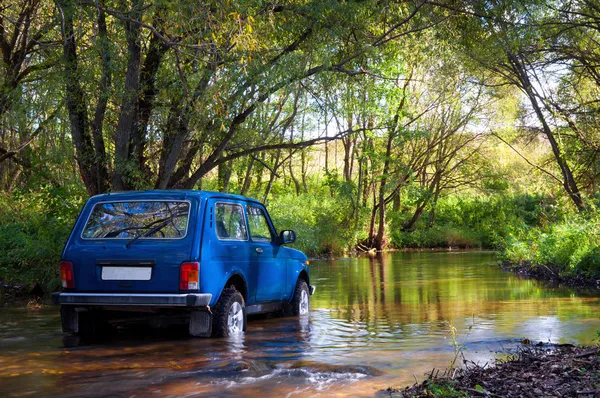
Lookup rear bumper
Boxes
[52,292,212,307]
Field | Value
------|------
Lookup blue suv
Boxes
[52,190,315,337]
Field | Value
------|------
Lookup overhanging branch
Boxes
[213,127,375,169]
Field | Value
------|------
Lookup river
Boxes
[1,251,599,397]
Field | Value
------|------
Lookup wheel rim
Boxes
[299,289,309,315]
[227,301,244,335]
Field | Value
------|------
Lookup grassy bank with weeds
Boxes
[389,194,547,250]
[501,214,600,286]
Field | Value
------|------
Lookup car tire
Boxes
[212,287,246,337]
[77,311,97,336]
[64,308,109,337]
[291,279,310,316]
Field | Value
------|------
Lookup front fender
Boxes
[283,247,309,301]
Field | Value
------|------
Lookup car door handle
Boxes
[255,248,263,254]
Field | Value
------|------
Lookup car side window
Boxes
[246,205,273,242]
[215,203,248,240]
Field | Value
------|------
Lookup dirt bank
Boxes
[0,280,46,307]
[387,343,600,397]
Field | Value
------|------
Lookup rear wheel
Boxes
[212,287,246,337]
[291,279,310,316]
[60,307,110,337]
[77,311,98,336]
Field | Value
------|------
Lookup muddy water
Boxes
[1,252,599,397]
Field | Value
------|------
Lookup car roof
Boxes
[88,190,263,204]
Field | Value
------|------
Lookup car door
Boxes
[202,199,253,305]
[246,203,287,302]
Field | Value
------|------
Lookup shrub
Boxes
[268,186,367,256]
[390,225,484,249]
[388,194,548,250]
[501,213,600,278]
[0,186,85,293]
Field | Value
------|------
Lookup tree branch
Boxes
[490,130,563,184]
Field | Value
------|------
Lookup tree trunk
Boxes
[374,128,394,250]
[403,171,441,231]
[368,187,377,247]
[300,107,308,193]
[240,157,254,195]
[155,96,189,189]
[89,5,111,194]
[170,140,201,187]
[357,151,363,206]
[6,168,22,193]
[255,154,264,191]
[392,191,400,212]
[288,154,302,195]
[374,74,411,250]
[342,114,354,182]
[57,0,103,196]
[263,150,281,202]
[356,144,364,229]
[112,0,142,191]
[324,140,329,175]
[132,6,168,182]
[218,161,232,192]
[342,137,353,183]
[507,52,585,211]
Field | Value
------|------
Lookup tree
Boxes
[52,0,451,195]
[0,0,59,188]
[446,0,588,210]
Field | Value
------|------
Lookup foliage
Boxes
[0,187,85,293]
[2,0,600,289]
[389,194,548,250]
[268,182,367,256]
[501,213,600,279]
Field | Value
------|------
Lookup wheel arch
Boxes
[219,273,248,303]
[298,269,309,286]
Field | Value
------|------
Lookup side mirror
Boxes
[279,230,296,245]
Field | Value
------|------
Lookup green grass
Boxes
[420,379,469,397]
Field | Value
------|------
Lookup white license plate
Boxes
[101,267,152,281]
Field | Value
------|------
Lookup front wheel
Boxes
[291,280,310,316]
[212,287,246,337]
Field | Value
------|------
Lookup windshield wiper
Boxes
[125,211,183,248]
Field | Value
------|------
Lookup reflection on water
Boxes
[1,252,599,397]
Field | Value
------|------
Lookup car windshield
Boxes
[82,201,190,239]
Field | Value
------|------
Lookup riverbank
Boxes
[502,261,600,290]
[387,342,600,397]
[0,279,47,307]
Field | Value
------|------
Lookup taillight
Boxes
[180,262,199,290]
[60,261,74,289]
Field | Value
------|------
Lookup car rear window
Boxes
[82,201,190,239]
